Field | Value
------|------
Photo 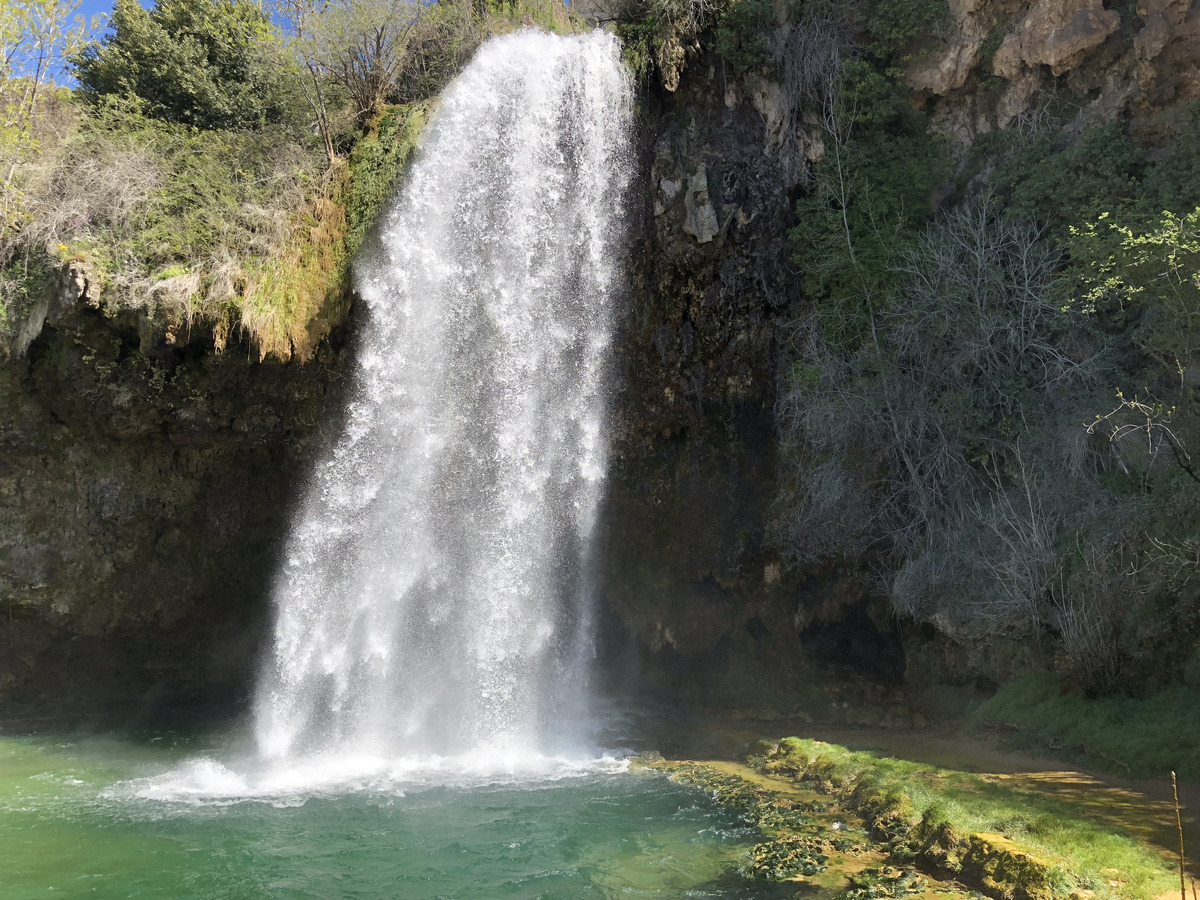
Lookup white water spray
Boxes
[253,31,632,767]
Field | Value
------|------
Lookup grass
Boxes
[2,0,580,363]
[238,102,429,362]
[2,92,434,364]
[973,672,1200,782]
[758,737,1180,900]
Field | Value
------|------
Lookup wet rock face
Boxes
[0,297,349,725]
[595,54,906,714]
[595,54,794,709]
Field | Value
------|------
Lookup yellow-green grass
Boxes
[762,737,1179,900]
[974,673,1200,782]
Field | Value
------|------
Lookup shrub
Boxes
[790,58,946,349]
[72,0,299,129]
[714,0,772,75]
[863,0,949,59]
[990,121,1146,233]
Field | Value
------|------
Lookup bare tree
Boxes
[767,0,851,184]
[307,0,421,123]
[969,446,1063,630]
[775,197,1089,620]
[391,0,485,104]
[271,0,338,165]
[2,0,99,224]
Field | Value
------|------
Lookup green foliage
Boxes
[53,96,321,272]
[0,254,53,345]
[392,0,489,103]
[489,0,578,33]
[6,0,500,362]
[761,736,809,776]
[2,2,101,235]
[863,0,949,59]
[783,74,1200,690]
[608,0,730,84]
[1062,207,1200,383]
[990,122,1146,231]
[714,0,772,75]
[1138,103,1200,215]
[615,19,660,84]
[974,673,1200,780]
[791,58,946,348]
[746,834,828,880]
[72,0,298,129]
[345,103,426,263]
[839,866,927,899]
[239,100,429,360]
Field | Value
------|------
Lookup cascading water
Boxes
[253,30,632,766]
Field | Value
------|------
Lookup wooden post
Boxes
[1174,771,1187,900]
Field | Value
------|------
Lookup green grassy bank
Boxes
[758,737,1179,900]
[973,673,1200,782]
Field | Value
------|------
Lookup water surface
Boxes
[1,734,794,900]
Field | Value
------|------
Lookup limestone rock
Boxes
[657,31,687,92]
[138,272,200,353]
[993,0,1121,77]
[1132,0,1200,97]
[12,259,100,358]
[746,75,788,152]
[995,69,1044,128]
[682,166,719,244]
[905,0,989,100]
[1135,0,1191,64]
[908,37,985,97]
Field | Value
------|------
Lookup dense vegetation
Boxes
[602,0,1200,764]
[704,0,1199,707]
[1,0,576,361]
[4,0,1198,772]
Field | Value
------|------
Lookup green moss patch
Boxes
[752,738,1177,900]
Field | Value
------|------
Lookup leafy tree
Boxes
[1067,207,1200,387]
[990,121,1146,233]
[71,0,296,130]
[714,0,772,75]
[863,0,949,59]
[271,0,342,164]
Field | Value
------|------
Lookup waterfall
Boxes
[254,31,632,764]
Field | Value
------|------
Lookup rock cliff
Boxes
[5,0,1200,726]
[0,267,351,724]
[594,43,909,721]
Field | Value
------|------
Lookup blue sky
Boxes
[76,0,148,29]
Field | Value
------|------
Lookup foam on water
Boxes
[116,751,631,806]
